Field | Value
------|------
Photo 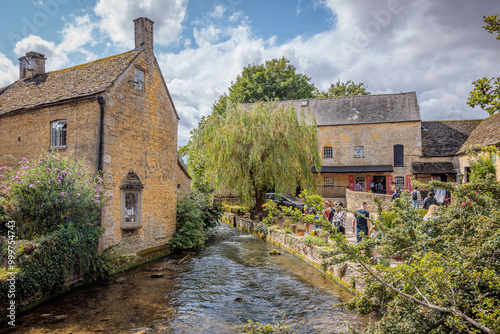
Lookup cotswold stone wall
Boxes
[223,213,367,294]
[99,49,179,251]
[346,189,392,212]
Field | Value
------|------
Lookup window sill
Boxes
[49,145,67,150]
[121,224,142,230]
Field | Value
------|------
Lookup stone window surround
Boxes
[50,119,67,149]
[121,189,142,229]
[323,146,333,158]
[354,145,364,158]
[134,67,146,91]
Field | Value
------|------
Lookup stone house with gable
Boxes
[281,92,422,198]
[412,119,481,183]
[456,112,500,182]
[0,17,190,253]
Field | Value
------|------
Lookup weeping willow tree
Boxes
[196,101,321,212]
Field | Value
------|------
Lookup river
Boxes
[0,223,369,333]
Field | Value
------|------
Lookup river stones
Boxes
[269,249,281,255]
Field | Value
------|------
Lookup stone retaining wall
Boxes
[346,189,392,212]
[223,213,367,294]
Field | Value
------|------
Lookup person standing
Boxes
[423,192,438,210]
[334,202,347,234]
[352,202,370,244]
[377,180,383,194]
[355,181,362,192]
[411,187,422,208]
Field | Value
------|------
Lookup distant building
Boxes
[456,112,500,182]
[247,93,496,199]
[0,17,190,253]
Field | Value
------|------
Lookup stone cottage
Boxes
[0,17,190,253]
[456,112,500,182]
[279,92,422,197]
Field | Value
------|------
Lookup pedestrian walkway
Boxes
[343,211,378,244]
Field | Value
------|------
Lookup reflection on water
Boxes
[0,224,369,333]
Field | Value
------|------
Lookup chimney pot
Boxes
[134,17,154,51]
[19,51,46,79]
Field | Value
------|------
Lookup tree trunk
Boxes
[255,189,266,213]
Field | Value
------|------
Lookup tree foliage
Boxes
[325,148,500,334]
[195,101,321,212]
[315,79,370,98]
[468,15,500,116]
[227,57,316,104]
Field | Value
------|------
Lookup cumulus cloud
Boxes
[0,53,17,87]
[94,0,187,49]
[156,0,498,145]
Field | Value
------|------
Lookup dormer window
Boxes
[50,120,67,148]
[134,69,144,90]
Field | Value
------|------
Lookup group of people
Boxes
[322,200,347,234]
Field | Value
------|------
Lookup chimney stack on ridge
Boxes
[134,17,154,51]
[19,51,46,79]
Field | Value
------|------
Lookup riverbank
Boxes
[222,213,368,294]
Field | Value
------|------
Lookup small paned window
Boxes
[323,176,334,188]
[50,120,67,148]
[121,190,142,228]
[323,146,333,158]
[492,152,497,166]
[394,144,404,167]
[394,176,405,190]
[355,176,365,188]
[354,146,364,158]
[134,69,145,90]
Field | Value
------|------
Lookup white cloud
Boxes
[156,0,498,145]
[210,5,226,19]
[94,0,187,49]
[0,53,17,87]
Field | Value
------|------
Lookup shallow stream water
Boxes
[0,224,369,333]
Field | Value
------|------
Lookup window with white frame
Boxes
[134,69,145,90]
[394,176,405,190]
[50,120,67,148]
[355,176,365,188]
[323,146,333,158]
[323,176,334,187]
[354,146,364,158]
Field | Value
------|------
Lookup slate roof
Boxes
[412,162,456,174]
[421,120,482,157]
[0,49,143,115]
[258,92,421,126]
[457,112,500,154]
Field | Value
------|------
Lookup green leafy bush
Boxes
[0,153,109,239]
[304,235,329,247]
[168,195,206,251]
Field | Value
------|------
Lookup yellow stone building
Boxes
[0,18,190,253]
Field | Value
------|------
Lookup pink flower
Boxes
[96,200,100,204]
[61,171,68,174]
[0,167,6,170]
[36,181,41,184]
[41,204,43,207]
[88,223,93,226]
[29,184,34,188]
[108,194,114,198]
[61,192,66,198]
[77,193,80,196]
[46,168,51,171]
[13,177,19,181]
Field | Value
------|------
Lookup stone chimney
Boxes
[19,51,46,79]
[134,17,154,51]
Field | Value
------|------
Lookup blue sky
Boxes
[1,0,499,145]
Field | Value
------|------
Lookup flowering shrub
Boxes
[0,153,110,239]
